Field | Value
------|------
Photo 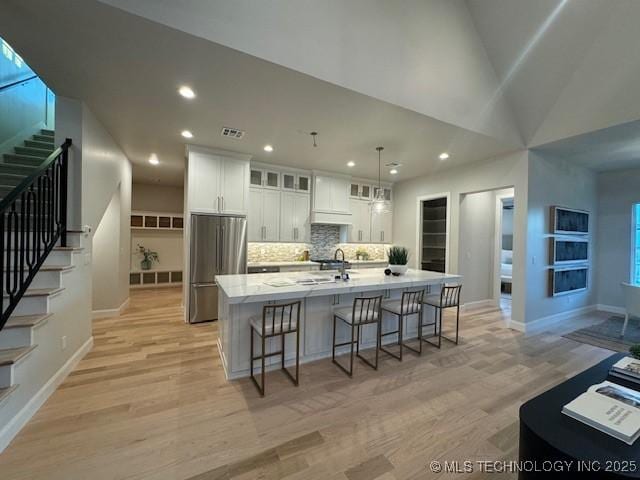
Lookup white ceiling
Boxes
[466,0,640,148]
[532,119,640,172]
[0,0,516,186]
[2,0,640,183]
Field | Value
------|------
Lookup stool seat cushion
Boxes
[423,294,458,308]
[332,305,379,324]
[250,316,297,335]
[381,299,421,315]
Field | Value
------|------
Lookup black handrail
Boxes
[0,74,38,94]
[0,138,71,330]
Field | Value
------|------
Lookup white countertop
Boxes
[216,268,461,304]
[248,261,320,267]
[350,259,388,264]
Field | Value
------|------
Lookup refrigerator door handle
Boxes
[219,225,225,271]
[193,282,216,288]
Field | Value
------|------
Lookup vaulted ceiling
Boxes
[1,0,639,185]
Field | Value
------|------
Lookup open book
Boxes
[562,381,640,445]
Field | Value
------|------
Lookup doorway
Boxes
[493,191,515,311]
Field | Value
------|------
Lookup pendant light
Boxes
[370,146,391,214]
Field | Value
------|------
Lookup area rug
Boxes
[563,316,639,353]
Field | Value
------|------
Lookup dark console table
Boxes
[519,353,640,479]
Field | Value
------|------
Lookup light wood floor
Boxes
[0,288,614,480]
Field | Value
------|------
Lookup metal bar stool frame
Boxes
[332,295,383,377]
[250,300,301,396]
[380,289,425,360]
[421,284,462,348]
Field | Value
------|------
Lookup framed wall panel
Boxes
[550,237,589,265]
[549,266,589,297]
[551,206,589,235]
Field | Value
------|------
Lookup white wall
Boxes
[92,189,122,311]
[458,191,495,304]
[525,151,598,324]
[392,150,529,324]
[56,97,132,315]
[132,182,184,213]
[596,168,640,309]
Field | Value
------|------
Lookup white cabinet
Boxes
[282,172,310,193]
[248,188,280,241]
[347,199,371,243]
[250,168,280,190]
[281,192,310,242]
[313,174,350,214]
[350,182,373,200]
[188,148,250,215]
[371,210,392,244]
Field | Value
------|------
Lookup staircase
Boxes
[0,130,77,412]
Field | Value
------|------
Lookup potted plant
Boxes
[355,247,370,261]
[138,244,159,270]
[387,246,409,275]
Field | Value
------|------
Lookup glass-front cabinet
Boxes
[350,182,373,200]
[250,168,280,189]
[283,172,310,192]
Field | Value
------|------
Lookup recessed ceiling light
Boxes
[149,154,159,165]
[347,161,356,167]
[439,152,450,160]
[178,85,195,99]
[263,145,274,152]
[390,169,398,175]
[181,130,193,139]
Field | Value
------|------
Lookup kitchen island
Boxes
[216,268,461,379]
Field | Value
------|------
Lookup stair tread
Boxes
[0,385,18,404]
[2,287,64,299]
[3,153,45,162]
[0,346,36,366]
[40,130,54,136]
[5,264,74,272]
[32,135,54,143]
[4,314,51,329]
[14,147,52,157]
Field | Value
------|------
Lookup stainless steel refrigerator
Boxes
[189,214,247,323]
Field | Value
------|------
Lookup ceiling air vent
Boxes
[221,127,245,139]
[385,162,401,168]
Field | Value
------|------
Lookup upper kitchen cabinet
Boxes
[349,181,373,200]
[311,172,352,224]
[186,146,251,215]
[373,186,393,202]
[280,191,310,242]
[371,209,392,244]
[347,199,371,243]
[282,172,310,193]
[248,188,280,241]
[250,167,280,190]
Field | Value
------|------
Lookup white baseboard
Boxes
[511,305,597,334]
[596,304,626,315]
[92,297,130,319]
[0,336,94,453]
[461,299,498,312]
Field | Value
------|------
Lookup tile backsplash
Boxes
[248,224,390,262]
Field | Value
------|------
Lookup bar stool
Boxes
[332,295,383,377]
[421,284,462,347]
[249,300,301,396]
[381,289,425,359]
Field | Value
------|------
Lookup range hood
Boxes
[310,211,353,225]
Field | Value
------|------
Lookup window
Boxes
[633,204,640,285]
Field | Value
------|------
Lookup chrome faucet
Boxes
[334,248,346,279]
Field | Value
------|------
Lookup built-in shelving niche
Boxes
[421,197,447,273]
[130,270,183,289]
[548,206,590,297]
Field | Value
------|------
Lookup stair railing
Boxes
[0,138,71,329]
